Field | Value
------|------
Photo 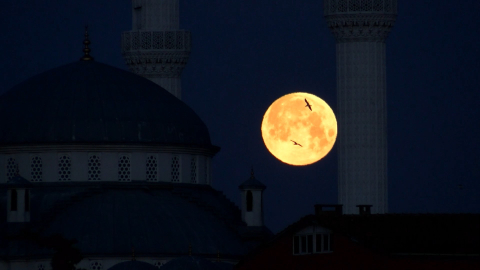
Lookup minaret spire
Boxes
[121,0,191,99]
[80,25,94,61]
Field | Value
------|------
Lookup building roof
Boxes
[6,175,31,185]
[0,60,212,147]
[252,212,480,256]
[238,170,266,190]
[0,182,271,260]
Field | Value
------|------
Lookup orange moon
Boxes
[261,92,337,166]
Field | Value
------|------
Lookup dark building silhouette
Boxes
[236,205,480,270]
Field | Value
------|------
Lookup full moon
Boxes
[261,92,337,166]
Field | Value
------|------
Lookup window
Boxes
[58,155,72,181]
[146,155,158,182]
[316,233,333,253]
[90,261,103,270]
[88,154,101,181]
[307,235,313,253]
[323,233,330,251]
[294,233,333,255]
[25,189,30,212]
[246,190,253,212]
[118,155,131,182]
[154,261,165,268]
[190,156,197,183]
[171,156,180,182]
[301,235,307,253]
[10,189,17,211]
[31,156,43,182]
[316,234,322,252]
[6,157,18,181]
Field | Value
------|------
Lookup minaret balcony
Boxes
[121,30,191,52]
[324,0,397,15]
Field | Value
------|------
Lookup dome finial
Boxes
[250,166,255,179]
[81,25,94,61]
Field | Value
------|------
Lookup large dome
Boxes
[0,60,212,146]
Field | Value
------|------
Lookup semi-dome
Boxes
[0,60,212,146]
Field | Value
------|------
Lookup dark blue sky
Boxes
[1,0,479,233]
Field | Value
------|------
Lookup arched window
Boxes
[25,189,30,212]
[190,156,197,183]
[118,155,131,182]
[31,156,43,182]
[154,261,165,268]
[6,157,18,181]
[246,190,253,212]
[10,190,17,211]
[58,155,72,181]
[171,156,180,182]
[90,261,103,270]
[88,154,101,181]
[146,155,158,182]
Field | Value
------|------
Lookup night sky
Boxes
[1,0,479,233]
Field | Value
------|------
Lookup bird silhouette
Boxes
[290,140,303,147]
[304,99,312,111]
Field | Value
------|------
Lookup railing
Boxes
[121,30,191,52]
[324,0,397,15]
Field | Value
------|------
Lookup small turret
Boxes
[7,175,31,223]
[239,169,266,227]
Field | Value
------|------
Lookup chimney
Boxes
[314,204,343,216]
[356,205,372,215]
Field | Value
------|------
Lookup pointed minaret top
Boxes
[239,168,266,190]
[80,26,94,61]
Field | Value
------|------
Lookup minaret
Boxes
[121,0,191,99]
[324,0,397,214]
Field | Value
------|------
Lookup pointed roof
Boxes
[239,169,266,190]
[7,175,31,185]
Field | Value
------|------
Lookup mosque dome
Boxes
[0,60,212,147]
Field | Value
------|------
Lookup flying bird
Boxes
[304,99,312,111]
[290,140,303,147]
